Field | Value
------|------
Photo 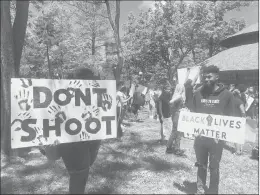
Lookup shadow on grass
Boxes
[16,161,55,176]
[1,172,56,194]
[173,180,198,194]
[88,185,115,194]
[142,156,191,172]
[117,140,162,153]
[223,143,235,154]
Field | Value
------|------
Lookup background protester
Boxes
[166,84,186,156]
[116,82,132,139]
[245,86,257,119]
[232,88,246,155]
[192,65,235,194]
[157,83,173,142]
[237,84,247,106]
[40,68,102,194]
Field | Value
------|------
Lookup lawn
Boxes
[1,106,259,194]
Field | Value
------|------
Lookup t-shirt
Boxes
[233,96,244,117]
[159,91,172,118]
[116,91,126,107]
[132,92,145,106]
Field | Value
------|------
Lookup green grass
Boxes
[1,106,259,194]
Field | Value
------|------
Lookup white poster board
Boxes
[11,78,117,149]
[177,111,247,144]
[177,66,201,85]
[245,95,255,111]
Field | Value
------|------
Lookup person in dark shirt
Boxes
[41,68,102,194]
[157,84,173,142]
[166,84,186,156]
[192,65,235,194]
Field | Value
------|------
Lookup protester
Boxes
[131,90,145,121]
[165,84,186,156]
[116,82,132,139]
[232,88,246,155]
[245,86,257,119]
[237,84,247,106]
[184,67,201,111]
[192,65,235,194]
[157,83,173,142]
[40,68,102,194]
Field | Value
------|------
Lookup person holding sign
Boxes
[165,84,186,156]
[232,89,246,155]
[41,68,103,194]
[157,83,173,142]
[116,82,132,139]
[192,65,235,194]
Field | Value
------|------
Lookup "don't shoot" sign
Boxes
[11,78,117,149]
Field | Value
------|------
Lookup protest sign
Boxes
[11,78,117,149]
[245,95,255,111]
[177,66,201,85]
[177,111,247,144]
[129,84,135,97]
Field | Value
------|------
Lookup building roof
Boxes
[197,43,258,71]
[220,23,259,48]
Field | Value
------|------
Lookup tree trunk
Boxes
[105,0,123,81]
[12,0,29,77]
[1,1,16,156]
[46,44,52,79]
[91,32,96,55]
[192,48,196,63]
[208,36,214,57]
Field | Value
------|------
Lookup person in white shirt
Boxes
[116,82,132,139]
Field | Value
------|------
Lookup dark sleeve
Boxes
[191,91,197,112]
[224,92,235,116]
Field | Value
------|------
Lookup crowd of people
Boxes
[39,66,258,194]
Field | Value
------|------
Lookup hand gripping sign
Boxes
[177,111,247,144]
[11,78,117,149]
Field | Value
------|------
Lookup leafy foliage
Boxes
[122,1,251,87]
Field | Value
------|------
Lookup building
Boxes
[198,23,259,85]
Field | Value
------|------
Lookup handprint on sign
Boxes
[14,89,33,111]
[32,127,48,144]
[67,80,83,98]
[101,93,113,112]
[20,78,32,88]
[79,131,90,141]
[11,112,32,132]
[90,80,100,88]
[81,105,100,122]
[48,105,67,124]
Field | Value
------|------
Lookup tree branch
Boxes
[104,0,115,32]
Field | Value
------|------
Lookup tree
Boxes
[1,0,29,156]
[105,0,123,81]
[122,1,252,86]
